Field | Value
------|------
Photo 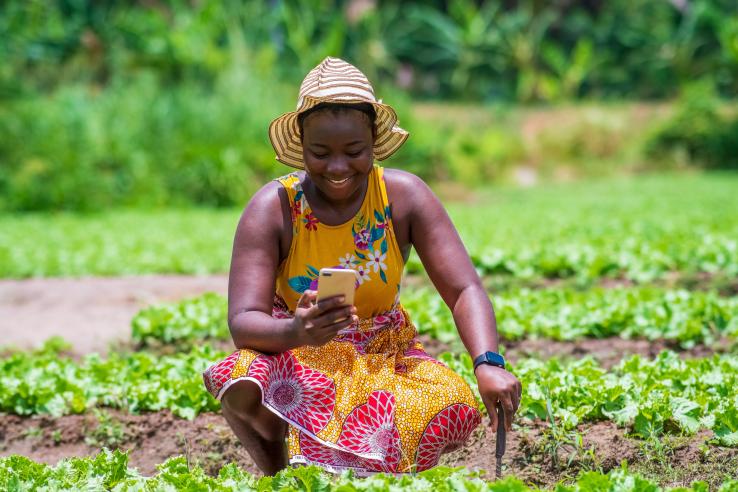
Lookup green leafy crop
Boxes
[130,287,738,349]
[442,351,738,445]
[3,339,738,446]
[1,449,737,491]
[0,339,223,419]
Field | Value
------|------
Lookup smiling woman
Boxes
[201,57,522,476]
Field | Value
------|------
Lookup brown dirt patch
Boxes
[3,410,735,488]
[484,271,738,295]
[0,275,227,354]
[503,338,730,369]
[0,410,256,477]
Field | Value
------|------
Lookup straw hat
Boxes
[269,57,409,169]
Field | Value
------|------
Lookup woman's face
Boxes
[301,109,374,203]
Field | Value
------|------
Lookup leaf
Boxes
[355,251,367,260]
[306,265,320,277]
[374,209,384,224]
[380,238,388,255]
[288,276,313,293]
[670,396,701,434]
[370,226,384,243]
[380,269,387,283]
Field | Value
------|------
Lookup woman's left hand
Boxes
[475,365,522,432]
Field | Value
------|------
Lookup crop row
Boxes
[3,224,735,283]
[2,174,737,281]
[444,350,738,446]
[405,233,737,283]
[132,288,738,349]
[2,449,737,491]
[3,340,737,445]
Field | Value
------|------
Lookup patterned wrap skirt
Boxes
[203,297,482,475]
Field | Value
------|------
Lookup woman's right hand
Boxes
[292,290,358,346]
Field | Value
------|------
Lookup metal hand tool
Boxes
[495,404,506,479]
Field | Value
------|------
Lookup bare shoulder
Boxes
[235,180,290,243]
[383,167,440,216]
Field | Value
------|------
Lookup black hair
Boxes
[297,102,377,141]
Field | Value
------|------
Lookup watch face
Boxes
[486,352,505,366]
[473,351,505,371]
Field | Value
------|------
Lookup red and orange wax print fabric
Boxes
[203,166,481,474]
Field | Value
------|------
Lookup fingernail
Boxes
[338,296,345,302]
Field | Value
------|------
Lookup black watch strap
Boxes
[473,351,506,371]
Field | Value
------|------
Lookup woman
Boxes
[203,57,522,476]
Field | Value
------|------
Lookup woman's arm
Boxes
[227,182,356,353]
[391,171,521,431]
[227,182,298,353]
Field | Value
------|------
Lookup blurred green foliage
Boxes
[0,71,287,211]
[646,82,738,170]
[2,0,737,100]
[1,0,736,211]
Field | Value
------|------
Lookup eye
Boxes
[347,148,365,158]
[311,151,328,159]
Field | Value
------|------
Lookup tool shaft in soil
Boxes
[495,404,506,479]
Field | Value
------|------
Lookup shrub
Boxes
[645,83,738,170]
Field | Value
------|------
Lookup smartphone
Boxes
[316,268,358,306]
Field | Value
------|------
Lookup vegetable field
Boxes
[1,173,737,490]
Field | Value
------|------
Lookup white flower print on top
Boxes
[338,253,356,269]
[356,265,371,285]
[366,249,387,273]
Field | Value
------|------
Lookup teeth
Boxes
[328,177,350,184]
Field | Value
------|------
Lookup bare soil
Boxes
[1,410,735,488]
[0,274,227,354]
[502,337,732,370]
[416,334,728,370]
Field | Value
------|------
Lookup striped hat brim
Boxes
[268,95,409,169]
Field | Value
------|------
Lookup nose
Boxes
[325,156,350,176]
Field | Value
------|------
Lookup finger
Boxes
[316,294,348,312]
[312,317,357,345]
[312,314,356,337]
[297,290,317,309]
[482,395,499,430]
[512,393,520,414]
[500,394,514,432]
[311,306,356,327]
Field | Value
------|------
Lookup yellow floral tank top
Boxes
[275,165,402,319]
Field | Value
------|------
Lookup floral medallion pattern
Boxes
[415,404,482,471]
[247,352,336,435]
[299,390,401,473]
[202,350,241,398]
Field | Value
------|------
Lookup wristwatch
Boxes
[473,351,506,372]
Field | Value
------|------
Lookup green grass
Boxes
[1,172,736,280]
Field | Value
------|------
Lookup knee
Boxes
[221,380,262,419]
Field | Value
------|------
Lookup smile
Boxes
[327,177,351,184]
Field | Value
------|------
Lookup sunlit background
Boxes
[2,0,737,212]
[1,1,738,488]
